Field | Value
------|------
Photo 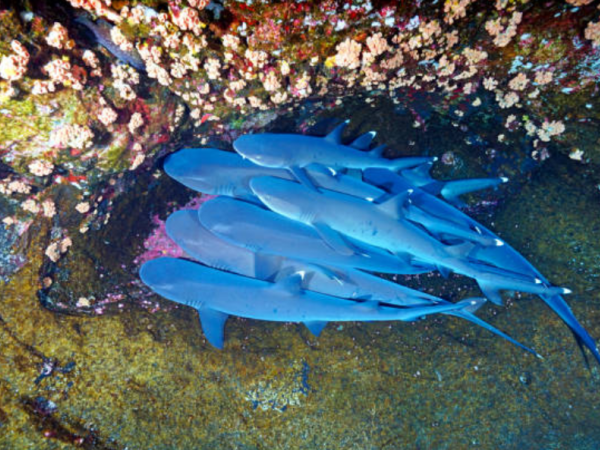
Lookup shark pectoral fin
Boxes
[345,168,363,180]
[289,166,319,192]
[324,120,349,144]
[304,320,328,337]
[254,253,284,281]
[477,281,504,306]
[313,222,355,256]
[198,308,229,349]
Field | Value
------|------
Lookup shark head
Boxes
[164,150,220,193]
[165,148,252,195]
[233,134,291,168]
[249,176,310,221]
[140,258,179,297]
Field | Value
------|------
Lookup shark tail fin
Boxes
[391,156,437,172]
[446,304,543,358]
[440,178,505,206]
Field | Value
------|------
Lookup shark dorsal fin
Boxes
[273,272,304,294]
[376,190,412,217]
[254,253,284,281]
[198,308,229,349]
[369,144,386,158]
[401,161,433,184]
[349,132,376,150]
[304,320,328,337]
[324,120,349,144]
[437,264,451,278]
[444,241,476,258]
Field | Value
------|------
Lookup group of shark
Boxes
[140,121,600,364]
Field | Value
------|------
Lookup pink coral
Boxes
[134,196,214,266]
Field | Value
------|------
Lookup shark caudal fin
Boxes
[445,299,543,358]
[391,156,438,172]
[542,294,600,365]
[439,177,506,206]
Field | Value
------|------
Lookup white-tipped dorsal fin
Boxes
[350,131,376,150]
[324,120,349,144]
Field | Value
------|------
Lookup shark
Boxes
[364,167,600,364]
[197,196,433,275]
[249,176,569,303]
[183,200,539,356]
[398,161,508,207]
[140,257,475,349]
[232,121,435,191]
[163,147,385,202]
[164,148,506,250]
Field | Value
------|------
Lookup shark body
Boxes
[198,197,431,275]
[185,201,538,355]
[164,148,385,202]
[249,176,568,303]
[140,257,472,349]
[233,122,434,190]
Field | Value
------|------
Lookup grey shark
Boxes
[365,167,600,364]
[249,176,569,303]
[197,197,432,275]
[164,147,385,202]
[233,121,434,190]
[140,257,474,349]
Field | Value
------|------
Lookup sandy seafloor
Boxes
[1,1,600,449]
